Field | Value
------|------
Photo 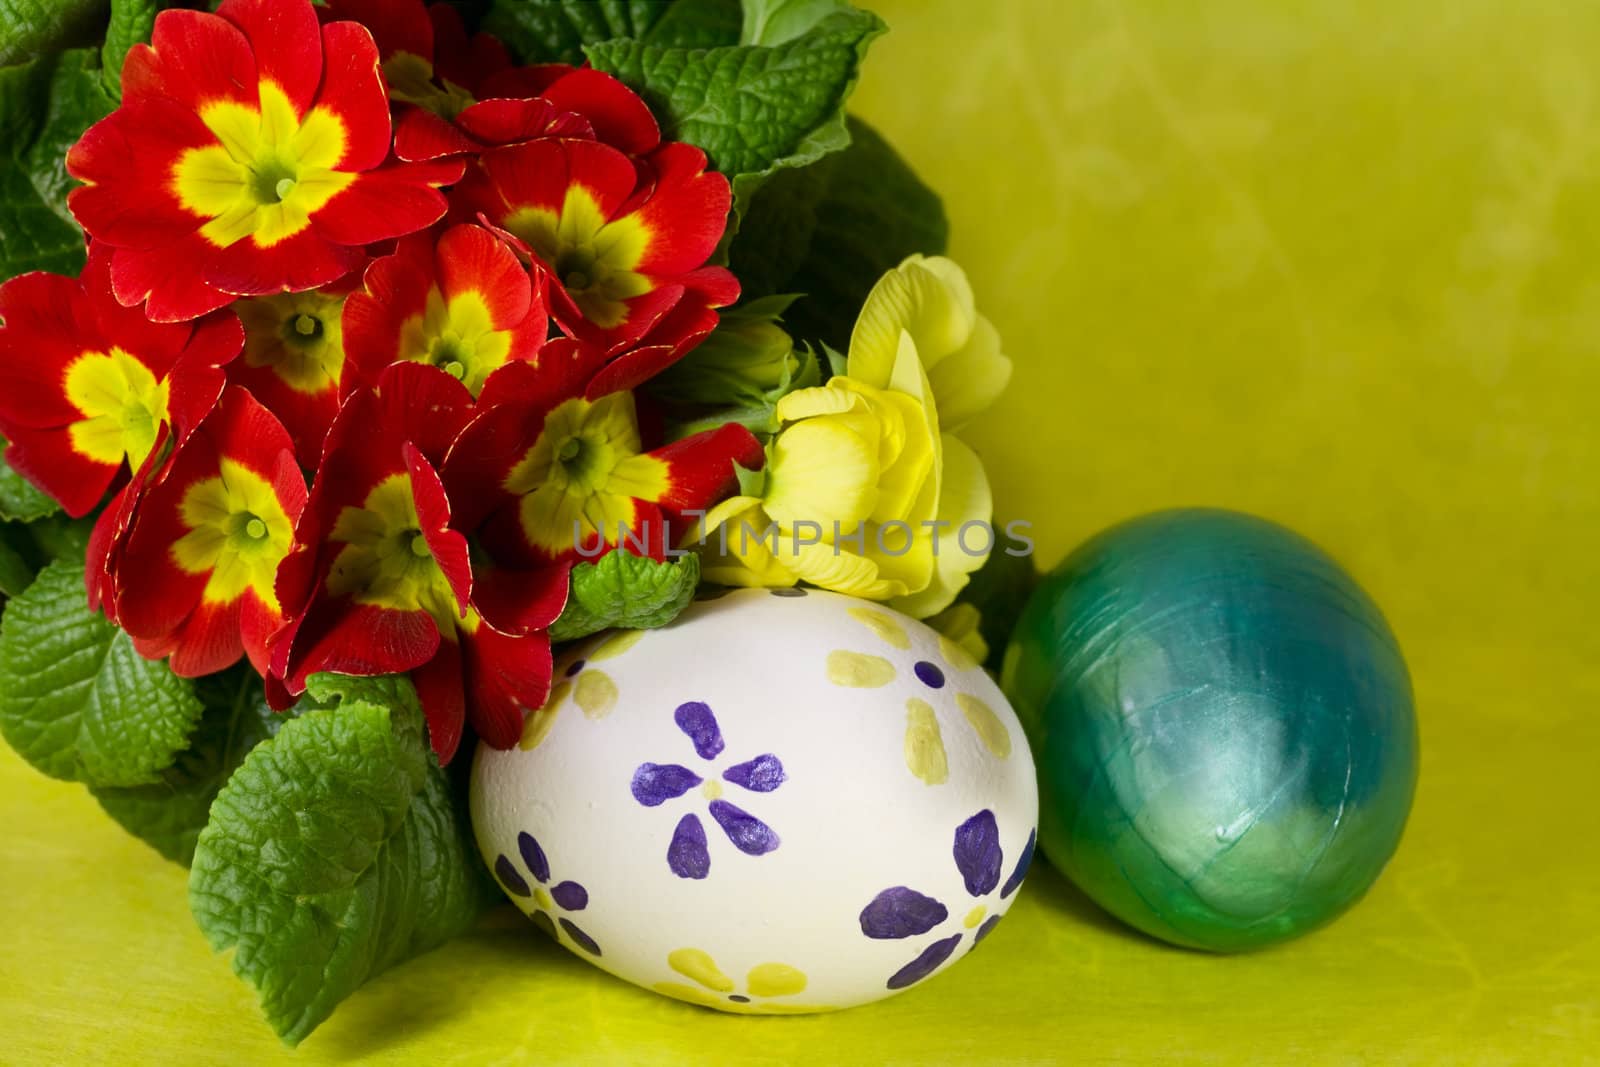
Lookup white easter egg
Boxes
[469,587,1039,1014]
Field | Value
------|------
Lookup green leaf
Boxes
[23,511,94,563]
[102,0,160,99]
[649,294,823,436]
[0,48,115,277]
[0,560,204,787]
[585,6,884,206]
[730,116,949,351]
[485,0,742,65]
[0,525,34,598]
[0,443,61,523]
[551,549,700,641]
[190,674,491,1046]
[92,666,281,866]
[740,0,846,45]
[0,0,107,67]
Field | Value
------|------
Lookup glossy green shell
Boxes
[1002,509,1418,951]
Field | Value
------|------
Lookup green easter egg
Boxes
[1002,509,1417,951]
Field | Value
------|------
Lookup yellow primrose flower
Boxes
[694,256,1010,617]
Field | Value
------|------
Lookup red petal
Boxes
[205,228,367,300]
[112,237,234,323]
[437,223,534,328]
[227,361,340,468]
[239,591,283,676]
[313,20,393,172]
[411,635,466,764]
[394,106,477,162]
[538,68,660,156]
[322,0,433,62]
[163,599,247,678]
[650,422,766,516]
[0,272,90,430]
[375,361,476,467]
[405,443,472,614]
[66,99,214,247]
[464,624,551,750]
[471,560,570,636]
[456,97,592,149]
[118,8,257,111]
[633,143,734,275]
[311,165,452,246]
[282,601,443,692]
[1,425,118,518]
[218,0,324,117]
[480,138,639,221]
[83,245,195,370]
[341,241,434,391]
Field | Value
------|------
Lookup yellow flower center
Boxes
[170,459,295,608]
[502,394,669,555]
[236,291,347,394]
[397,290,509,396]
[173,81,356,249]
[325,473,462,631]
[505,187,653,329]
[63,347,171,469]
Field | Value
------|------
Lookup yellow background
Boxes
[3,0,1598,1061]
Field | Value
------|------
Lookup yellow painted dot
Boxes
[958,693,1012,758]
[701,779,724,800]
[904,698,949,785]
[939,634,979,671]
[747,962,808,997]
[668,948,734,992]
[964,904,987,929]
[518,681,568,750]
[827,650,897,688]
[848,607,911,650]
[534,887,553,911]
[575,670,618,719]
[591,628,644,662]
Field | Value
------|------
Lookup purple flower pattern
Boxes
[858,810,1036,990]
[632,701,786,879]
[493,831,602,956]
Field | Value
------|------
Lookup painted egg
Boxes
[471,587,1039,1013]
[1002,509,1418,952]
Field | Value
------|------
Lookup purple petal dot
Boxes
[494,854,530,897]
[674,701,725,759]
[632,762,704,807]
[551,881,588,911]
[723,753,786,793]
[709,799,780,855]
[518,831,550,884]
[859,887,949,939]
[729,994,751,1003]
[953,810,1003,897]
[565,659,586,677]
[1001,829,1037,899]
[770,587,807,597]
[668,813,711,879]
[560,918,602,956]
[975,914,1003,945]
[531,910,558,942]
[913,661,945,688]
[886,933,963,990]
